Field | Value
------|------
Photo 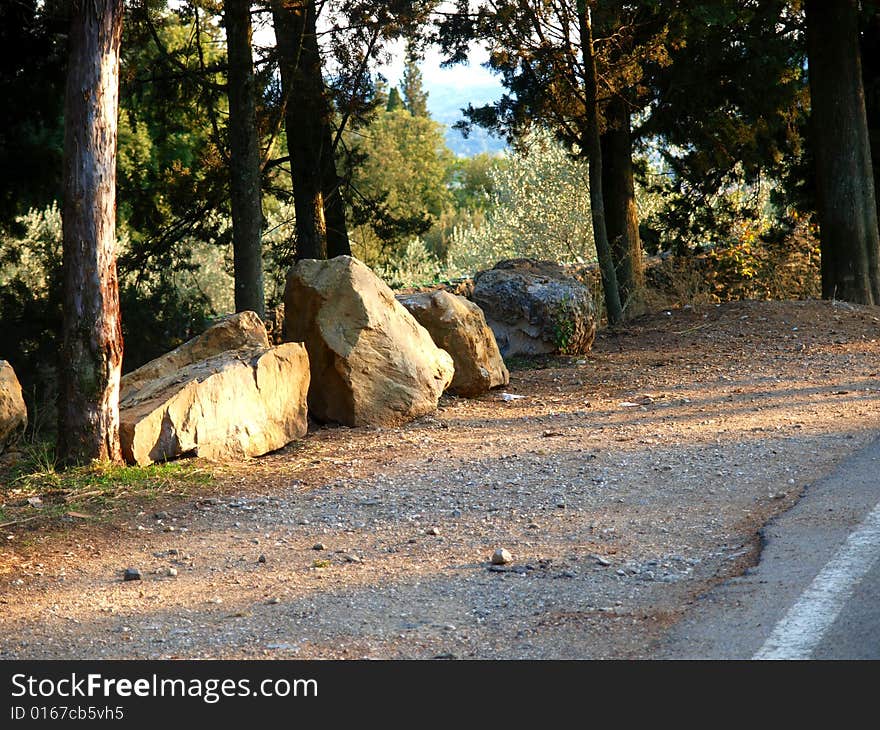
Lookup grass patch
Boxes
[0,442,212,529]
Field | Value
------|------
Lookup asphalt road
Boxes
[655,434,880,660]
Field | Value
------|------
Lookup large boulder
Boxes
[119,343,309,465]
[398,290,509,397]
[0,360,27,452]
[120,311,269,401]
[284,256,454,426]
[472,259,596,357]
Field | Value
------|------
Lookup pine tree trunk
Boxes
[577,0,623,325]
[323,158,351,258]
[224,0,265,316]
[601,96,643,312]
[806,0,880,304]
[861,9,880,225]
[271,0,337,260]
[59,0,124,466]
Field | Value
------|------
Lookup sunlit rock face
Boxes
[0,360,27,453]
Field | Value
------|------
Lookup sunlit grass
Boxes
[0,442,212,528]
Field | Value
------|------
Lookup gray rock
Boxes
[472,259,596,357]
[123,568,142,582]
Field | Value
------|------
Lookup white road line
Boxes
[754,500,880,660]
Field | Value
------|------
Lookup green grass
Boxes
[1,442,213,528]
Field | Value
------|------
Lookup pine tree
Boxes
[59,0,125,465]
[401,42,428,118]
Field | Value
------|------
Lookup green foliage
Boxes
[347,106,455,265]
[117,6,231,275]
[375,238,444,289]
[0,204,64,414]
[445,128,596,272]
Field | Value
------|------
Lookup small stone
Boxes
[595,556,612,567]
[491,548,513,565]
[343,554,362,563]
[312,542,326,551]
[258,554,267,564]
[167,567,178,577]
[426,527,441,536]
[154,512,168,520]
[123,568,142,582]
[267,597,281,605]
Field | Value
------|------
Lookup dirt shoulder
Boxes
[2,299,880,659]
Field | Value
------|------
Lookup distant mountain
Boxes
[426,82,507,157]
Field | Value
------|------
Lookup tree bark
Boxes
[271,0,349,260]
[861,8,880,225]
[806,0,880,304]
[601,96,643,312]
[577,0,623,325]
[323,158,351,258]
[224,0,265,316]
[59,0,124,466]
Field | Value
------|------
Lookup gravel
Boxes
[2,301,880,660]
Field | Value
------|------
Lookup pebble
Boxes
[595,556,612,567]
[167,568,178,577]
[123,568,142,582]
[154,512,168,520]
[426,527,441,536]
[258,554,267,564]
[491,548,513,565]
[267,597,281,605]
[312,542,326,551]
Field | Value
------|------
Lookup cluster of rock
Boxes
[115,255,517,464]
[5,255,591,467]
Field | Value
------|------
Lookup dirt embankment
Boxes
[2,299,879,659]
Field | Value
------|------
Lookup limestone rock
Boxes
[284,256,454,426]
[399,290,509,397]
[119,343,309,465]
[0,360,27,452]
[120,311,269,401]
[472,259,596,357]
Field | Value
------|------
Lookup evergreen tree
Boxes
[401,41,429,118]
[386,86,405,111]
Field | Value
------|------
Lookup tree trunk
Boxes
[601,96,643,312]
[271,0,342,260]
[59,0,124,466]
[577,1,623,325]
[806,0,880,304]
[861,8,880,224]
[224,0,265,316]
[323,157,351,258]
